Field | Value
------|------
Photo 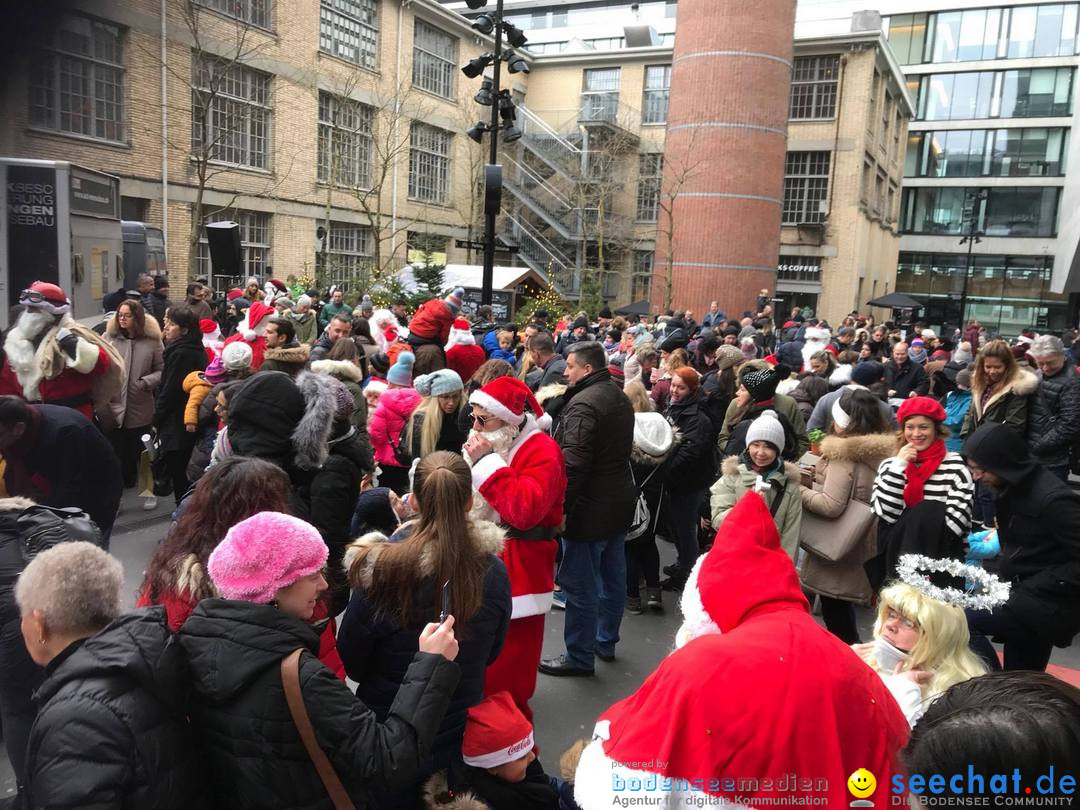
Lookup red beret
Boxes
[896,396,946,425]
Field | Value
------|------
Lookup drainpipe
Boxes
[160,0,169,250]
[391,1,409,268]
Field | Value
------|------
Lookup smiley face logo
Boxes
[848,769,877,799]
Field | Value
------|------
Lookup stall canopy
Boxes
[614,300,652,316]
[397,263,549,294]
[866,292,923,309]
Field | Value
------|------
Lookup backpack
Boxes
[16,505,104,562]
[627,465,662,540]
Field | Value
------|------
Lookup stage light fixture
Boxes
[502,122,523,143]
[471,13,495,34]
[467,122,490,144]
[502,50,530,74]
[502,23,528,48]
[461,53,494,78]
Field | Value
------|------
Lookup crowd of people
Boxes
[0,276,1077,809]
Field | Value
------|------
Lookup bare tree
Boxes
[656,129,705,312]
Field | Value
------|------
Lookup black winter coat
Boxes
[337,520,511,778]
[227,371,305,471]
[962,423,1080,647]
[664,390,719,490]
[555,369,636,541]
[25,608,208,810]
[884,359,929,399]
[154,333,207,451]
[1028,362,1080,467]
[178,599,461,810]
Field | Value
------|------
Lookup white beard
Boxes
[4,310,62,400]
[464,423,521,523]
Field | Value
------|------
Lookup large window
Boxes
[581,67,620,122]
[777,256,822,283]
[408,123,452,203]
[887,5,1079,65]
[317,92,373,188]
[192,57,271,169]
[29,15,125,142]
[631,251,653,302]
[642,65,671,124]
[789,55,840,120]
[917,68,1073,121]
[636,154,663,222]
[900,186,1060,237]
[907,128,1068,177]
[413,19,456,99]
[782,151,830,225]
[319,0,378,70]
[318,222,373,291]
[195,0,271,28]
[198,209,271,286]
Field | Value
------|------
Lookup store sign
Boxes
[69,168,119,218]
[7,164,60,306]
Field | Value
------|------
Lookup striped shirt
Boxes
[871,452,974,539]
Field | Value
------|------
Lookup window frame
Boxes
[318,221,374,292]
[641,64,671,125]
[198,209,271,288]
[194,0,273,31]
[191,55,273,170]
[319,0,379,71]
[408,122,453,204]
[412,18,457,100]
[789,54,840,120]
[317,91,374,189]
[635,153,664,223]
[631,250,654,302]
[782,151,831,226]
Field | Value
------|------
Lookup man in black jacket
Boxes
[884,341,929,400]
[540,342,635,677]
[0,397,121,539]
[962,423,1080,671]
[527,332,567,392]
[1027,334,1080,481]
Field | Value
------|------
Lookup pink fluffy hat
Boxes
[208,512,327,604]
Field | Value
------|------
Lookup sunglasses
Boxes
[19,289,52,304]
[471,411,493,427]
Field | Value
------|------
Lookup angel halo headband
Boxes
[896,553,1011,611]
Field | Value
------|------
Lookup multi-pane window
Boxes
[782,151,830,225]
[317,92,373,188]
[602,270,619,299]
[886,13,929,65]
[319,0,378,70]
[408,123,452,203]
[789,55,840,120]
[631,251,653,302]
[642,65,671,124]
[581,68,620,122]
[319,222,373,292]
[900,186,1061,237]
[636,154,663,222]
[195,0,272,28]
[777,256,822,282]
[198,209,271,287]
[917,68,1074,121]
[907,128,1069,178]
[413,20,456,99]
[29,15,125,142]
[192,57,271,169]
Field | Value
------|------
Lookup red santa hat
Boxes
[462,691,534,768]
[445,317,475,349]
[243,301,275,341]
[469,376,551,433]
[199,318,219,335]
[226,288,244,301]
[19,281,70,315]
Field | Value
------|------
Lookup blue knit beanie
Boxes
[414,369,463,397]
[387,352,415,386]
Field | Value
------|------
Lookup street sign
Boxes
[455,239,518,253]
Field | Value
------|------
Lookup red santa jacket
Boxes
[0,347,110,421]
[470,424,565,619]
[222,332,267,370]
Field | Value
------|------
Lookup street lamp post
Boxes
[957,188,987,332]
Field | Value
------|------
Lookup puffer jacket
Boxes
[182,370,212,428]
[799,433,896,604]
[337,520,511,781]
[1028,362,1080,466]
[104,314,163,428]
[369,387,422,468]
[710,456,802,560]
[25,608,208,810]
[178,598,461,810]
[961,368,1037,437]
[554,369,636,541]
[663,389,718,490]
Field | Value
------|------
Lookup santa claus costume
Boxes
[0,282,124,423]
[573,491,909,810]
[468,377,565,721]
[445,318,486,384]
[199,318,223,364]
[222,300,274,369]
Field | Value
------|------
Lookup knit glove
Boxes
[56,328,79,361]
[966,529,1000,560]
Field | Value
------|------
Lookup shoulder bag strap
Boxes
[281,649,356,810]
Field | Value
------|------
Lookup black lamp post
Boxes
[461,0,528,306]
[958,188,987,331]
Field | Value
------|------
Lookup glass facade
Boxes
[887,5,1080,65]
[896,252,1068,334]
[916,67,1073,120]
[906,128,1069,177]
[900,186,1060,236]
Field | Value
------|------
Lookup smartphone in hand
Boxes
[439,579,452,623]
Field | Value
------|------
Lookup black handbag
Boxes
[16,505,104,563]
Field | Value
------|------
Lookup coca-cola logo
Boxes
[506,737,532,757]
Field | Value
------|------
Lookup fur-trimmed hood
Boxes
[421,771,488,810]
[263,343,310,364]
[0,496,35,512]
[535,382,566,404]
[972,367,1038,417]
[293,371,340,470]
[342,519,505,588]
[105,311,163,341]
[310,358,364,383]
[817,433,897,464]
[174,552,218,601]
[721,455,801,484]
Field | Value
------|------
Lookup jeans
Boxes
[668,488,707,574]
[966,606,1053,672]
[559,534,627,669]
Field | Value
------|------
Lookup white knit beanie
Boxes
[745,410,785,454]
